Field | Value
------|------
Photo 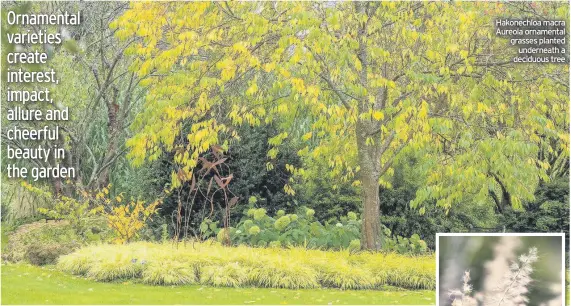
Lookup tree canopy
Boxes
[112,2,568,249]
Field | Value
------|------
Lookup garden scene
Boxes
[1,1,569,305]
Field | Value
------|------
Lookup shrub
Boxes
[305,209,315,218]
[3,220,105,265]
[253,208,267,221]
[204,207,429,254]
[199,217,219,239]
[25,241,78,266]
[248,225,261,235]
[57,241,435,290]
[22,182,101,236]
[23,182,161,245]
[347,212,357,221]
[104,197,161,244]
[348,239,361,252]
[2,181,52,223]
[274,216,291,231]
[384,233,429,255]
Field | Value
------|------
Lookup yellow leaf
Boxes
[372,111,384,121]
[246,83,258,96]
[279,68,291,78]
[355,58,362,71]
[447,44,459,53]
[232,42,248,53]
[264,62,276,72]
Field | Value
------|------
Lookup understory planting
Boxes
[203,206,429,254]
[58,241,435,290]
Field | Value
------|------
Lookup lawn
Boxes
[1,263,435,305]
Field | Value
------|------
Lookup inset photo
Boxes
[437,233,564,306]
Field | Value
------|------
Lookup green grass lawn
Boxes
[1,263,435,305]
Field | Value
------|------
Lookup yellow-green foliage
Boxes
[201,263,250,287]
[56,247,96,275]
[316,261,374,290]
[86,250,144,281]
[57,242,435,290]
[143,261,197,285]
[360,252,436,289]
[248,259,319,289]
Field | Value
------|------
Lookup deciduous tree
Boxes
[114,2,568,250]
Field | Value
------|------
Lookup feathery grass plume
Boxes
[483,237,522,294]
[440,237,485,303]
[462,270,473,294]
[449,271,478,306]
[484,247,538,306]
[448,247,539,306]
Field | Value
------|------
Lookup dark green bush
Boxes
[151,124,300,239]
[501,177,569,249]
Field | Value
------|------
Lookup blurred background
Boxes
[439,235,563,305]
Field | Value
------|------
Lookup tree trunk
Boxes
[356,121,382,251]
[95,87,122,189]
[354,2,382,251]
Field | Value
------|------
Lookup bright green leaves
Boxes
[268,132,288,147]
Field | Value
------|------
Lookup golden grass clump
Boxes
[201,262,251,287]
[359,252,436,290]
[86,251,144,281]
[142,260,197,285]
[57,247,98,275]
[248,259,319,289]
[316,262,375,290]
[57,241,435,290]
